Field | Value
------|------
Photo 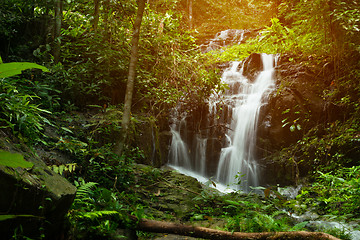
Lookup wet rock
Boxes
[201,29,260,53]
[306,220,360,240]
[255,54,331,185]
[258,54,327,150]
[133,118,170,167]
[134,165,203,220]
[242,53,263,81]
[111,229,138,240]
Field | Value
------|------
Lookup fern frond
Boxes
[271,210,287,218]
[75,182,98,200]
[79,210,119,220]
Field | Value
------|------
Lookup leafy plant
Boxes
[50,163,77,176]
[68,181,121,239]
[0,80,51,143]
[0,61,54,143]
[281,108,303,133]
[296,167,360,219]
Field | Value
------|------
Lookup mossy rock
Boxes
[134,165,203,220]
[0,149,76,239]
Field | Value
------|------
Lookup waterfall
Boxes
[205,29,247,52]
[215,54,275,191]
[168,53,276,192]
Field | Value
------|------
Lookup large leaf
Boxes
[0,62,49,79]
[0,151,34,168]
[0,214,39,221]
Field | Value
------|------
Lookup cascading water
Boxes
[215,54,275,191]
[205,29,246,52]
[168,53,276,192]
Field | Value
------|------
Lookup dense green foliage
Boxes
[295,166,360,218]
[0,68,54,143]
[1,0,360,239]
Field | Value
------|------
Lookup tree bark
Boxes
[54,0,62,63]
[103,0,111,42]
[93,0,100,32]
[134,217,341,240]
[114,0,146,155]
[188,0,193,29]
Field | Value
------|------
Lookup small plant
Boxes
[281,108,302,132]
[68,181,121,239]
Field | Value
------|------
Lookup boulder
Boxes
[258,54,327,150]
[0,142,76,239]
[134,164,203,220]
[241,53,263,81]
[256,54,329,185]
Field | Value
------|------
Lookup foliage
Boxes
[211,0,360,66]
[0,63,55,143]
[132,6,222,118]
[51,134,136,190]
[45,105,145,191]
[0,214,39,221]
[68,181,122,239]
[190,0,275,37]
[281,107,305,133]
[50,163,77,176]
[190,187,293,233]
[0,0,55,61]
[274,118,360,178]
[295,166,360,219]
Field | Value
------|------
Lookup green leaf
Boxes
[224,199,241,206]
[192,214,204,220]
[0,62,49,79]
[61,127,73,134]
[52,165,59,174]
[282,109,290,114]
[59,165,65,175]
[291,221,309,231]
[290,125,296,132]
[0,151,34,169]
[0,214,39,221]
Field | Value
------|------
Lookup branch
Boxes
[132,217,341,240]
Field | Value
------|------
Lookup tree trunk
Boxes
[134,217,341,240]
[103,0,111,42]
[114,0,146,155]
[188,0,193,29]
[54,0,62,63]
[93,0,100,32]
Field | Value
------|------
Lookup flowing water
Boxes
[205,29,248,52]
[168,53,276,192]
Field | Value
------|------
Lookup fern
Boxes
[70,183,119,223]
[78,210,119,220]
[271,210,287,218]
[75,182,98,200]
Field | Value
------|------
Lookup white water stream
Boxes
[168,53,276,192]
